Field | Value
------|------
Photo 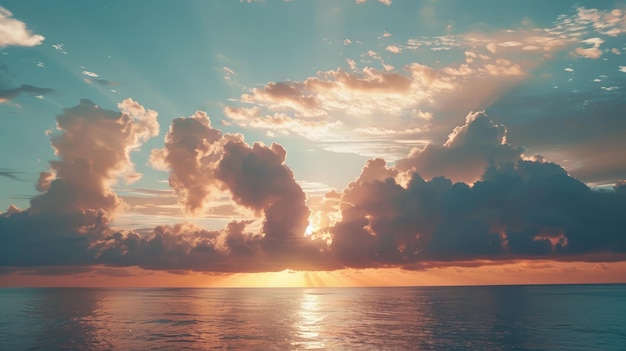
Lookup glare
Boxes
[305,224,314,236]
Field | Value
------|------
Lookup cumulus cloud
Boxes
[0,7,45,47]
[30,99,159,219]
[216,140,311,250]
[396,111,522,184]
[298,113,626,269]
[322,155,626,269]
[150,111,228,214]
[0,99,160,267]
[151,110,312,251]
[1,104,626,273]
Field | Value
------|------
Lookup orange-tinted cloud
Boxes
[2,100,626,276]
[30,99,159,219]
[396,111,522,184]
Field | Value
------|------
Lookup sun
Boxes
[305,224,314,236]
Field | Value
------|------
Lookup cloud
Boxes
[228,65,457,159]
[0,7,45,47]
[385,45,402,54]
[356,0,392,5]
[235,65,431,119]
[84,78,117,86]
[151,110,312,251]
[81,70,118,87]
[0,210,107,267]
[395,111,522,184]
[216,140,311,251]
[229,19,576,160]
[223,66,236,80]
[52,43,67,54]
[224,107,340,139]
[323,154,626,269]
[576,7,626,37]
[0,99,160,267]
[30,99,159,219]
[225,5,626,164]
[149,111,226,214]
[488,88,626,186]
[0,168,26,182]
[572,37,604,59]
[2,103,626,273]
[0,84,53,103]
[82,71,99,78]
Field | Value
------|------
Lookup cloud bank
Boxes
[1,100,625,274]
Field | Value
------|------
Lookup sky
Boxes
[1,0,626,287]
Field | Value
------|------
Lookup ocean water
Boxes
[1,285,625,350]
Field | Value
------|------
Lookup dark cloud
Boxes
[0,210,105,267]
[0,168,26,182]
[488,85,626,185]
[0,84,53,103]
[328,158,626,268]
[84,78,118,87]
[91,220,329,273]
[216,140,311,251]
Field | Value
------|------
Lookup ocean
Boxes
[0,284,625,350]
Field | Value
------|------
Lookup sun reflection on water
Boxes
[292,291,326,349]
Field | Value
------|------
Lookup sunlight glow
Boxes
[305,224,314,236]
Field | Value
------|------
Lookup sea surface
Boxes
[0,284,625,350]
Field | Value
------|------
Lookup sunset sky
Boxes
[1,0,626,287]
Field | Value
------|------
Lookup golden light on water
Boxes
[2,261,626,288]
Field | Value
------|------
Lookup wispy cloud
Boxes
[52,43,67,54]
[0,84,53,103]
[0,168,26,182]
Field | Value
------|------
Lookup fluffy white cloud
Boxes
[385,45,402,54]
[0,7,44,47]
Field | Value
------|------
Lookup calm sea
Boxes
[0,284,625,350]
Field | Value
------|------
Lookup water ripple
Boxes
[0,285,625,350]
